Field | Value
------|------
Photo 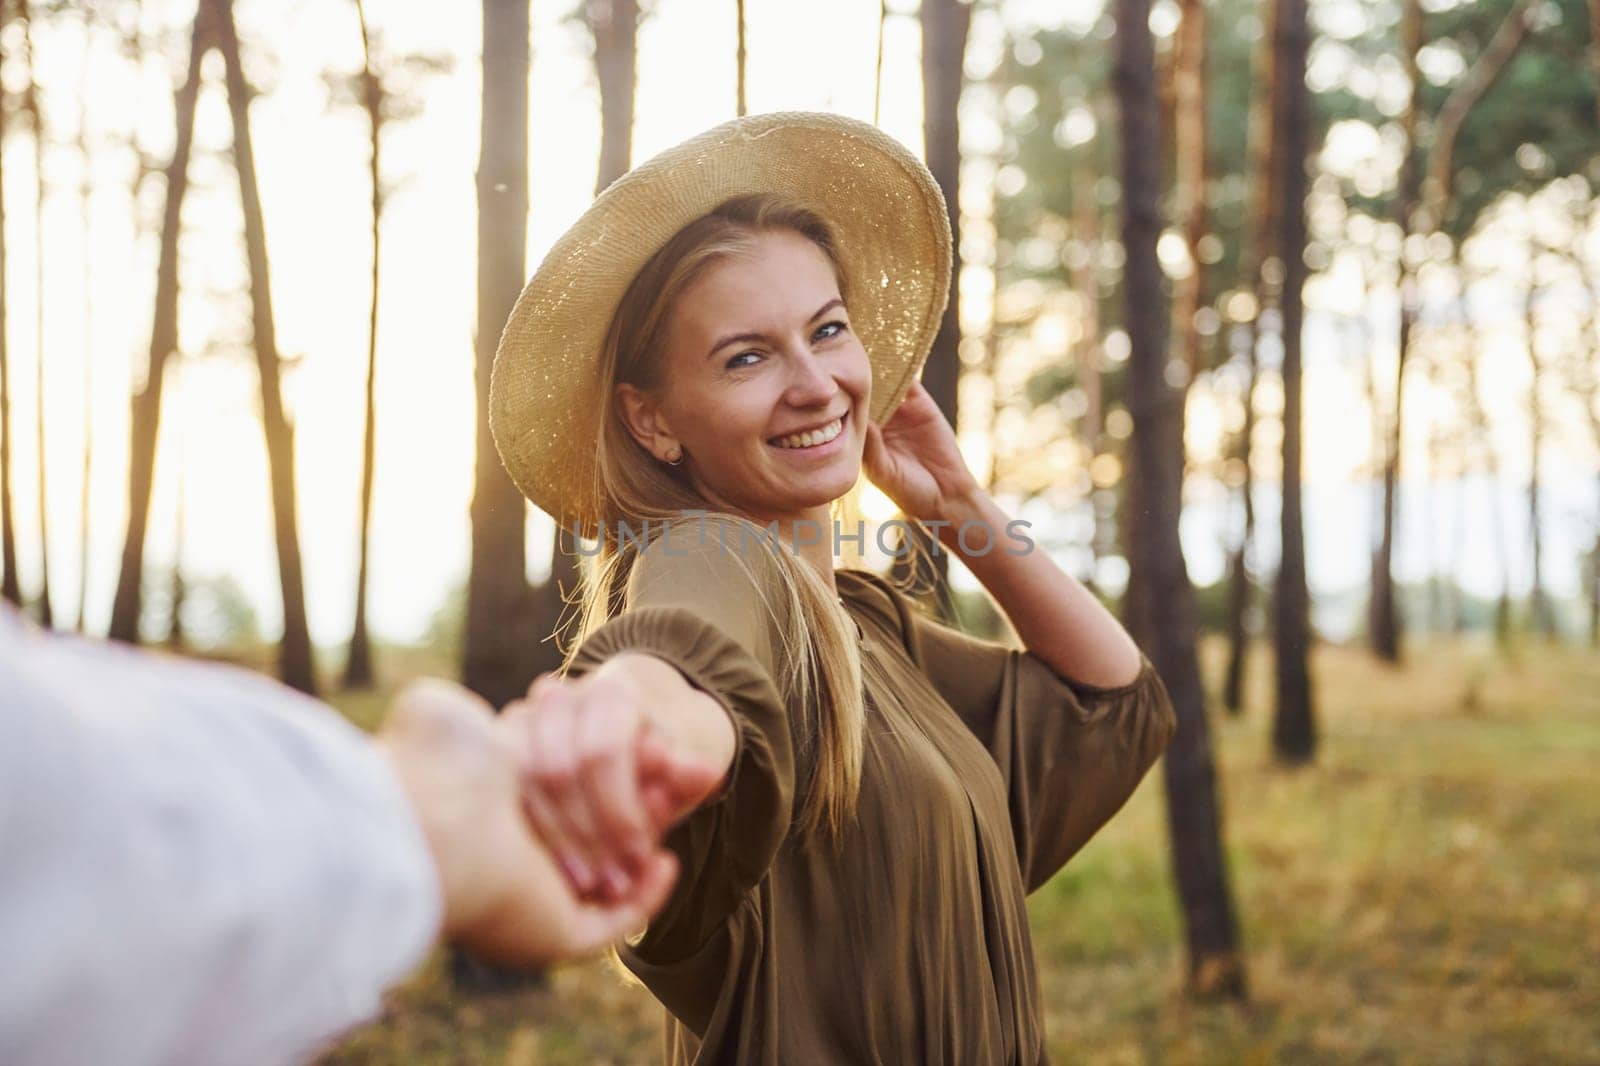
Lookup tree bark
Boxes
[1590,0,1600,130]
[1071,165,1108,585]
[1587,0,1600,130]
[21,1,52,627]
[213,0,317,694]
[463,0,534,711]
[1223,0,1281,713]
[0,51,18,610]
[108,6,209,644]
[1523,244,1553,638]
[526,0,639,680]
[1169,0,1206,384]
[874,0,888,126]
[1115,0,1247,998]
[1573,235,1600,646]
[452,0,540,994]
[345,0,382,690]
[1270,0,1316,763]
[901,0,971,620]
[1455,255,1514,647]
[735,0,747,117]
[168,450,186,649]
[1417,0,1534,234]
[1370,0,1423,663]
[1591,472,1599,647]
[76,3,96,632]
[588,0,637,197]
[919,0,968,440]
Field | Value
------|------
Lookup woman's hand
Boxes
[861,381,982,523]
[504,656,732,903]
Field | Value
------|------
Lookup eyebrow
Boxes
[706,298,847,361]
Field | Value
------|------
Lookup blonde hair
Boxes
[557,192,887,840]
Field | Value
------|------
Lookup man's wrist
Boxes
[372,736,456,942]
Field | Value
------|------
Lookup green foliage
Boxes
[1321,0,1599,239]
[1422,0,1598,240]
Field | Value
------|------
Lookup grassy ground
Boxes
[318,636,1600,1064]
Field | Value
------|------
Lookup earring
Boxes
[665,447,684,466]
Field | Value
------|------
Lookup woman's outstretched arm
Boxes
[506,650,736,901]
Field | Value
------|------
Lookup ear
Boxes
[614,382,680,461]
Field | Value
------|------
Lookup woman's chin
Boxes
[763,476,855,518]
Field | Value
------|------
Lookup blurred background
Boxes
[0,0,1595,1061]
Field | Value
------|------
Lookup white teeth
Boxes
[772,417,843,450]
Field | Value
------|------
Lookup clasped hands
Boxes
[375,654,728,969]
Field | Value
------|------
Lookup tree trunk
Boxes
[1270,0,1316,763]
[168,449,186,650]
[1370,0,1423,663]
[76,3,96,633]
[1223,0,1280,713]
[1418,0,1533,235]
[1590,0,1600,130]
[1455,255,1514,649]
[735,0,747,117]
[1582,266,1600,649]
[213,0,317,695]
[588,0,637,197]
[0,58,18,610]
[1565,213,1600,647]
[345,0,381,690]
[526,0,639,679]
[108,6,209,644]
[901,0,971,619]
[22,2,52,627]
[1423,421,1443,632]
[873,0,888,126]
[453,0,541,993]
[1169,0,1206,384]
[463,0,533,711]
[919,0,968,445]
[1115,0,1246,999]
[1591,473,1599,648]
[1447,462,1467,634]
[1523,246,1553,638]
[1071,165,1108,586]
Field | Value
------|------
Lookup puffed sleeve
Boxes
[848,570,1176,893]
[561,518,798,963]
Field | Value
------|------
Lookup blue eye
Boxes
[726,350,761,370]
[815,320,848,341]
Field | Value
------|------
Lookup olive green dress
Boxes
[563,527,1176,1065]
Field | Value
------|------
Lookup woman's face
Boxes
[619,229,872,526]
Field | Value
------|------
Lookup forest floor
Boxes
[318,635,1600,1065]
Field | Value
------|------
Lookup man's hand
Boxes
[374,679,678,967]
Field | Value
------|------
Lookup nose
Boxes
[782,345,838,408]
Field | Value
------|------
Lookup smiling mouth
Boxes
[768,412,846,450]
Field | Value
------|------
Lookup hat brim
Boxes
[490,111,953,532]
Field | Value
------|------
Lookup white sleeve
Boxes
[0,608,444,1066]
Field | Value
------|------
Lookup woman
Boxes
[490,112,1176,1064]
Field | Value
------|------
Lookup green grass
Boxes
[318,636,1600,1064]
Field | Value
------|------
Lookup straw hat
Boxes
[489,110,953,535]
